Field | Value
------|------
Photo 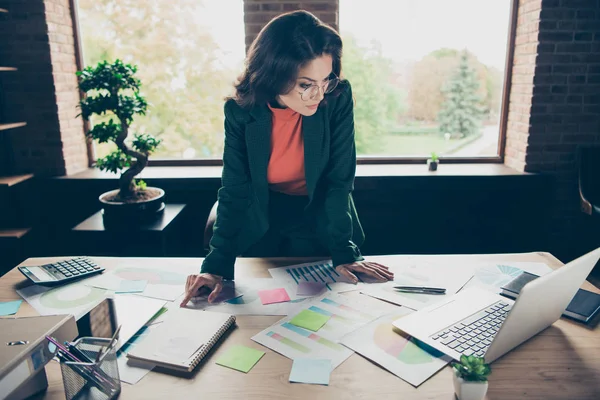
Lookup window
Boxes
[76,0,245,160]
[339,0,514,159]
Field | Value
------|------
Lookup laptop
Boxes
[392,248,600,363]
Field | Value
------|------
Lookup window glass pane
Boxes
[340,0,512,158]
[77,0,245,160]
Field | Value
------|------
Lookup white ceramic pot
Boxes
[452,371,488,400]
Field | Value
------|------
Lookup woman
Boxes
[181,10,393,306]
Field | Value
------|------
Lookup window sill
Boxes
[58,163,533,182]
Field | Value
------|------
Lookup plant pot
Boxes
[452,372,488,400]
[99,187,165,227]
[427,159,439,171]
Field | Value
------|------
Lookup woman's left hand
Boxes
[336,261,394,284]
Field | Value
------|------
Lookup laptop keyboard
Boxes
[430,300,512,358]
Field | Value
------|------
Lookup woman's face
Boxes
[277,54,333,116]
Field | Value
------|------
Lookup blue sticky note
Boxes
[289,358,331,385]
[0,300,22,316]
[116,280,147,293]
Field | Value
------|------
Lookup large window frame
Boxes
[72,0,518,167]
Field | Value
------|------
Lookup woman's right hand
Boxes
[180,273,223,307]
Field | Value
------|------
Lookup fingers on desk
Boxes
[336,266,358,284]
[208,282,223,303]
[181,275,209,307]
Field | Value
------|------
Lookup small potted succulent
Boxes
[427,152,439,171]
[451,355,491,400]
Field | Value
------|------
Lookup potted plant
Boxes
[451,355,491,400]
[427,152,439,171]
[76,60,164,224]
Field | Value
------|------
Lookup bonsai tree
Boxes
[76,60,161,201]
[452,355,491,382]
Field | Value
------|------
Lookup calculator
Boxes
[18,257,105,286]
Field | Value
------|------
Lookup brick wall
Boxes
[506,0,600,261]
[0,0,87,176]
[243,0,338,50]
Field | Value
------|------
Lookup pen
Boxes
[47,336,118,392]
[393,286,446,294]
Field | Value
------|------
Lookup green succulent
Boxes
[452,355,491,382]
[430,152,439,162]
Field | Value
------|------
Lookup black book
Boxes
[500,272,600,324]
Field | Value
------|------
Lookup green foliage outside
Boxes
[438,51,485,138]
[78,1,503,159]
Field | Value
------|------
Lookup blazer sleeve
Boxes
[200,100,251,280]
[323,82,365,267]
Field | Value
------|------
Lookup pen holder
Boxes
[59,337,121,400]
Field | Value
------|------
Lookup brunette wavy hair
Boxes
[231,10,344,109]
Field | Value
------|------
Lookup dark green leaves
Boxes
[87,120,121,143]
[77,59,141,92]
[132,133,161,154]
[95,150,132,174]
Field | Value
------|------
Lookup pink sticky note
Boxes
[258,288,291,305]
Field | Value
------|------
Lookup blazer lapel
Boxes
[247,104,271,212]
[302,108,325,202]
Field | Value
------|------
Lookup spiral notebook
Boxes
[126,308,236,372]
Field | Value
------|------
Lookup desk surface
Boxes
[2,253,600,400]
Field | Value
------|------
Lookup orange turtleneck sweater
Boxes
[266,103,307,196]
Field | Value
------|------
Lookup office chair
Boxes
[578,146,600,217]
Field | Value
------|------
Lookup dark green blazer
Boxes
[201,81,365,280]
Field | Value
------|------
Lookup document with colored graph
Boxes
[251,294,386,369]
[268,260,384,294]
[340,309,452,387]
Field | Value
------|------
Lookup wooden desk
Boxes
[2,253,600,399]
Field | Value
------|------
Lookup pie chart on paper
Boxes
[373,320,443,365]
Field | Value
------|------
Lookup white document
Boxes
[186,278,307,316]
[116,324,156,384]
[85,263,198,301]
[360,262,476,310]
[340,309,451,387]
[252,294,387,369]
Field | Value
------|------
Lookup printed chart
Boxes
[17,280,109,320]
[252,294,385,369]
[464,262,553,293]
[269,260,383,294]
[341,309,451,387]
[86,264,198,301]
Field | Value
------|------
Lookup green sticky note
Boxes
[216,345,265,373]
[289,309,330,332]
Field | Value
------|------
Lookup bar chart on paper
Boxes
[269,260,367,293]
[252,294,384,369]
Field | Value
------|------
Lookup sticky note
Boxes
[289,309,330,331]
[0,300,22,316]
[215,345,265,373]
[289,358,331,385]
[258,288,290,305]
[297,282,326,296]
[116,280,147,293]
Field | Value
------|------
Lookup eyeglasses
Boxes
[298,75,340,101]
